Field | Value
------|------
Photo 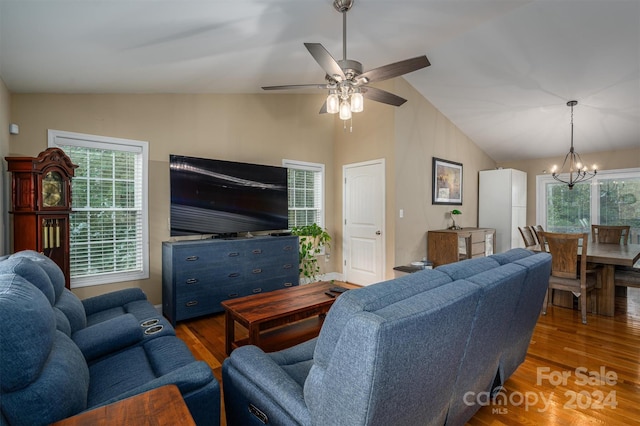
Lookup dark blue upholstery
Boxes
[0,252,221,426]
[2,251,174,339]
[222,249,552,426]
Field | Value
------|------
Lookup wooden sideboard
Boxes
[427,228,496,267]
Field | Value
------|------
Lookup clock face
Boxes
[42,171,65,208]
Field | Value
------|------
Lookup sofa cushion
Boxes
[490,247,534,265]
[0,256,56,305]
[304,280,481,426]
[0,274,90,425]
[14,250,67,300]
[87,335,201,406]
[436,256,501,281]
[11,250,88,333]
[0,274,57,391]
[445,263,528,425]
[313,268,453,366]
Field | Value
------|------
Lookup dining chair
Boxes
[591,224,631,245]
[538,231,599,324]
[530,225,544,244]
[518,226,537,248]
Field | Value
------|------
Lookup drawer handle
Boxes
[185,256,199,261]
[228,272,240,278]
[252,249,263,254]
[228,293,239,298]
[228,252,240,257]
[284,282,293,287]
[185,301,198,307]
[252,268,262,274]
[185,278,199,285]
[252,288,262,293]
[283,245,293,251]
[283,264,293,269]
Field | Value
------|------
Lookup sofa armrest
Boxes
[73,314,143,361]
[81,288,147,316]
[223,345,311,423]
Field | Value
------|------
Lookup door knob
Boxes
[376,230,381,235]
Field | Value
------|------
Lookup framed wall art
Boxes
[432,157,462,205]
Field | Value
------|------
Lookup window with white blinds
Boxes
[283,159,324,229]
[48,130,149,288]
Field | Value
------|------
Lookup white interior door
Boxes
[343,159,385,286]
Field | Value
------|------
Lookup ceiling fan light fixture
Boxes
[326,92,340,114]
[350,90,363,112]
[339,99,352,120]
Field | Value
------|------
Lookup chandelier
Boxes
[551,100,597,189]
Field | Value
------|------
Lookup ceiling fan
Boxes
[262,0,430,122]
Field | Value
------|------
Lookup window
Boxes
[282,159,324,229]
[49,130,149,288]
[537,168,640,243]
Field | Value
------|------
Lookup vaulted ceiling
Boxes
[1,0,638,162]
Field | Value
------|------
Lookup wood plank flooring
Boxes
[176,286,640,426]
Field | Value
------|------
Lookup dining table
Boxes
[534,242,640,317]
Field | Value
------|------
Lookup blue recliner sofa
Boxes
[0,251,220,426]
[222,248,551,426]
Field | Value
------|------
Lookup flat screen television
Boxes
[169,155,288,237]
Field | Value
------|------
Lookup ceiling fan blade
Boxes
[362,86,407,107]
[262,84,327,91]
[304,43,346,81]
[319,101,328,114]
[356,55,430,84]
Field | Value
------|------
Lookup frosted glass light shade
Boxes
[350,92,363,112]
[326,93,339,114]
[339,100,352,120]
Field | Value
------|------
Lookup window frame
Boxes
[48,129,149,288]
[536,167,640,232]
[282,159,325,230]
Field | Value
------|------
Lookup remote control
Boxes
[324,291,336,298]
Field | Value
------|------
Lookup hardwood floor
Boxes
[176,287,640,426]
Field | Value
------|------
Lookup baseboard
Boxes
[299,272,343,285]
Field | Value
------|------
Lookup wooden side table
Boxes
[427,228,496,267]
[50,385,195,426]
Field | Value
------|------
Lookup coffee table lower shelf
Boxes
[230,315,325,353]
[222,281,358,354]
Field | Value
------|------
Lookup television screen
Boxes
[169,155,288,236]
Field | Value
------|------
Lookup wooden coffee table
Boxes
[221,281,356,354]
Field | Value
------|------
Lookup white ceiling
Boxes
[1,0,638,162]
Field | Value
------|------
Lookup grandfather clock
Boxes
[6,147,78,288]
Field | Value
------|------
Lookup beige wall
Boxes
[331,79,496,279]
[0,78,10,255]
[10,85,631,301]
[393,79,496,267]
[499,147,640,225]
[9,93,336,303]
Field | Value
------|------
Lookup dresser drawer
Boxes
[174,268,246,289]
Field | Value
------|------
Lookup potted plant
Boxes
[449,209,462,230]
[290,223,331,283]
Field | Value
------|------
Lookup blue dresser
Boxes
[162,236,299,325]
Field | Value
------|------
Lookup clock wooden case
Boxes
[6,147,78,288]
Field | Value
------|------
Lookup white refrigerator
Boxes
[478,168,527,253]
